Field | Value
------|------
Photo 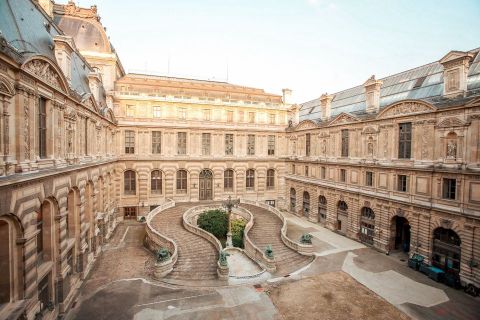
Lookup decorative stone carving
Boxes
[440,219,453,229]
[23,92,30,159]
[23,59,62,89]
[63,1,100,21]
[378,101,436,119]
[322,139,327,155]
[329,112,359,125]
[437,117,467,128]
[447,140,457,159]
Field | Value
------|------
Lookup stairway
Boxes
[241,204,313,276]
[150,203,219,282]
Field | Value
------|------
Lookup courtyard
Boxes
[65,214,480,320]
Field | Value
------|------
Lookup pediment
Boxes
[436,117,467,128]
[21,57,69,93]
[295,119,317,130]
[329,112,360,126]
[362,126,378,134]
[82,94,100,113]
[105,108,116,123]
[439,51,473,64]
[377,100,436,119]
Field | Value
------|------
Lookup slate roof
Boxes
[0,0,107,107]
[300,48,480,122]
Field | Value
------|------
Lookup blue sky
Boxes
[61,0,480,102]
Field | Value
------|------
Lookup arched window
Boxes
[290,188,296,212]
[224,169,234,191]
[433,227,461,274]
[360,207,375,245]
[176,170,188,193]
[266,169,275,189]
[246,169,255,189]
[303,191,310,217]
[338,201,348,212]
[318,196,327,222]
[0,220,10,304]
[151,170,162,194]
[336,200,348,234]
[124,170,136,195]
[37,208,44,263]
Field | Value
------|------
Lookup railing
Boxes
[240,199,314,256]
[144,199,178,278]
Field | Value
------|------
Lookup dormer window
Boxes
[439,50,475,97]
[446,69,460,92]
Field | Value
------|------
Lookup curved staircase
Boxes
[241,204,313,276]
[150,203,219,282]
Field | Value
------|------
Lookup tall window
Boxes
[340,169,346,182]
[203,109,211,121]
[153,106,161,118]
[321,167,326,179]
[178,107,187,120]
[290,188,296,212]
[152,131,161,154]
[38,97,47,158]
[124,170,136,195]
[84,118,88,155]
[269,114,276,125]
[305,133,311,156]
[36,210,44,264]
[177,132,187,155]
[341,129,349,157]
[225,134,234,155]
[248,112,255,123]
[397,175,408,192]
[267,169,275,189]
[126,105,135,117]
[305,165,309,176]
[398,122,412,159]
[238,111,244,122]
[202,133,211,155]
[292,164,296,174]
[176,170,187,193]
[224,169,234,191]
[246,169,255,189]
[442,178,457,200]
[227,111,234,122]
[151,170,162,194]
[268,135,275,155]
[125,130,135,154]
[366,171,374,186]
[247,135,255,155]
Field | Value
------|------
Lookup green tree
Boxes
[197,209,228,239]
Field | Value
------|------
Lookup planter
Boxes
[153,259,174,279]
[217,261,229,280]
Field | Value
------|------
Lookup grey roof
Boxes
[300,48,480,122]
[0,0,107,108]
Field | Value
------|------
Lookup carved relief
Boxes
[447,140,457,158]
[421,125,429,159]
[378,101,436,119]
[330,112,359,125]
[23,92,30,159]
[23,59,62,89]
[437,117,467,128]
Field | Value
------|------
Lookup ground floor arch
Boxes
[360,207,375,245]
[432,227,461,274]
[199,169,213,200]
[391,216,410,252]
[303,191,310,217]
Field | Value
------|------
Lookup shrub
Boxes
[197,209,228,239]
[231,219,246,248]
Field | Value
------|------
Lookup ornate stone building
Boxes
[0,0,479,320]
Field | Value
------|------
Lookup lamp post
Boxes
[222,196,240,247]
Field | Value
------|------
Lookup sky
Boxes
[60,0,480,103]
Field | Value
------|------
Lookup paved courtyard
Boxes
[66,216,480,320]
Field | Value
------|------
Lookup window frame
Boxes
[225,134,234,155]
[176,170,188,193]
[202,133,211,156]
[151,170,162,194]
[398,122,412,159]
[38,97,47,158]
[124,130,135,154]
[305,133,311,156]
[247,134,256,155]
[246,169,255,190]
[266,169,275,189]
[366,171,374,187]
[397,174,408,192]
[124,170,136,195]
[341,129,349,157]
[267,135,275,156]
[177,132,187,155]
[151,131,162,154]
[224,169,234,191]
[442,178,457,200]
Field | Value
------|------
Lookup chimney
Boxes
[282,88,292,105]
[364,75,382,113]
[320,93,333,120]
[37,0,54,18]
[439,51,475,97]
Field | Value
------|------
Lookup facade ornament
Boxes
[421,126,429,159]
[367,142,374,156]
[23,92,30,159]
[446,140,457,159]
[437,117,467,128]
[23,59,62,89]
[440,219,453,229]
[378,101,436,119]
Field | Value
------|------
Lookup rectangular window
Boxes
[38,97,47,158]
[305,165,309,176]
[125,130,135,154]
[340,169,346,182]
[152,131,161,154]
[84,118,88,155]
[366,171,373,186]
[38,275,50,312]
[321,167,326,179]
[124,207,137,219]
[225,134,234,155]
[202,133,211,155]
[268,135,275,155]
[238,111,244,122]
[269,114,276,125]
[341,129,349,157]
[398,122,412,159]
[306,133,311,156]
[248,112,255,123]
[126,105,135,117]
[177,132,187,155]
[397,175,408,192]
[442,178,456,200]
[153,106,161,118]
[227,111,234,122]
[247,134,255,155]
[203,109,211,121]
[178,107,187,120]
[224,170,234,190]
[265,200,276,207]
[292,164,296,174]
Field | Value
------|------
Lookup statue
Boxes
[367,142,374,156]
[156,247,171,263]
[265,245,274,259]
[300,233,313,244]
[447,140,457,159]
[219,251,230,266]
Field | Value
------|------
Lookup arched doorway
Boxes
[337,201,348,234]
[199,169,213,200]
[432,228,461,274]
[318,196,327,224]
[391,216,410,252]
[290,188,296,212]
[303,192,310,217]
[360,207,375,245]
[0,220,10,304]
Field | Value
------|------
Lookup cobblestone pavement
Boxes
[67,212,480,320]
